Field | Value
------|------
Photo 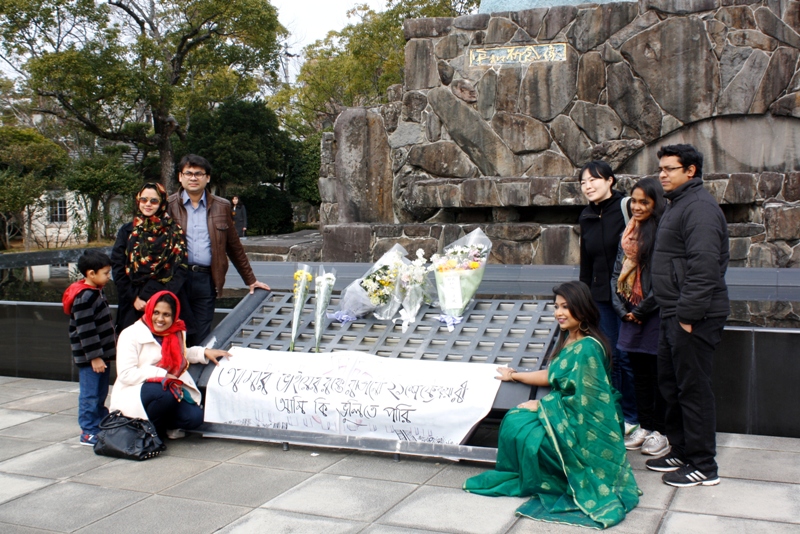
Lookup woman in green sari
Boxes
[464,281,641,529]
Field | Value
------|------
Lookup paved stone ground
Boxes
[0,376,798,533]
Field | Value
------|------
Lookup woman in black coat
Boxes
[231,196,247,237]
[578,160,638,433]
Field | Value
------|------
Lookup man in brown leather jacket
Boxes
[168,154,270,345]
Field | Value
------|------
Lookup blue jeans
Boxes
[596,301,638,425]
[140,382,204,441]
[78,363,110,435]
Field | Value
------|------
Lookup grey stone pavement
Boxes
[0,376,798,534]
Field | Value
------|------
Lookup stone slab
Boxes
[0,409,46,431]
[716,446,800,484]
[634,469,676,509]
[716,431,800,453]
[74,494,249,534]
[74,455,217,493]
[217,508,366,534]
[378,485,523,534]
[161,433,256,462]
[0,414,81,442]
[0,481,146,532]
[425,463,487,488]
[322,453,445,484]
[0,436,49,463]
[0,443,114,479]
[0,388,47,406]
[163,463,312,508]
[669,477,800,523]
[0,378,24,386]
[0,473,54,505]
[0,522,57,534]
[507,506,663,533]
[263,473,416,522]
[660,511,800,533]
[4,379,77,392]
[361,525,441,534]
[229,443,349,472]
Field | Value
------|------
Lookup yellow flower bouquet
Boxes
[431,228,492,319]
[289,263,313,351]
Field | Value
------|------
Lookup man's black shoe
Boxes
[662,465,720,487]
[645,453,686,472]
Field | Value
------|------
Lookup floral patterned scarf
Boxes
[617,218,644,306]
[125,183,187,286]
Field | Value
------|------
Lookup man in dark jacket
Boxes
[168,154,270,345]
[645,144,729,488]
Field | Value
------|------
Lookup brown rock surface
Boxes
[491,112,551,154]
[606,62,662,142]
[405,39,440,90]
[519,47,578,121]
[407,141,479,178]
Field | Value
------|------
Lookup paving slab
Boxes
[4,379,77,392]
[378,485,524,534]
[322,453,446,484]
[73,494,249,534]
[0,409,46,431]
[716,446,800,484]
[506,506,664,533]
[0,377,25,386]
[634,469,676,510]
[0,436,49,463]
[361,526,443,534]
[625,450,650,471]
[717,432,800,453]
[216,508,366,534]
[162,433,257,462]
[0,391,79,414]
[73,455,217,493]
[0,481,146,531]
[0,443,114,479]
[0,387,46,405]
[670,477,800,523]
[162,463,312,508]
[229,443,349,472]
[0,473,54,505]
[0,414,80,442]
[425,463,487,488]
[263,473,417,522]
[0,522,61,534]
[660,511,800,533]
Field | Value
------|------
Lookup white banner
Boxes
[204,348,502,445]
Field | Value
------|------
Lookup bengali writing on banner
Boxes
[204,348,503,445]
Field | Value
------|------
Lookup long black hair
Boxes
[630,177,665,266]
[549,281,612,364]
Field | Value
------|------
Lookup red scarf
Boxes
[62,280,100,314]
[142,290,188,377]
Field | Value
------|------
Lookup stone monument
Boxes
[320,1,800,269]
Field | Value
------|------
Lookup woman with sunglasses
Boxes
[112,183,191,334]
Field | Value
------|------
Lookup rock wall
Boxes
[321,0,800,267]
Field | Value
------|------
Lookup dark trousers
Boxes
[78,364,110,435]
[657,315,726,474]
[629,352,666,434]
[597,301,638,424]
[140,382,204,440]
[184,269,216,347]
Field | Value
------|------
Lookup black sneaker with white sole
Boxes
[645,453,687,472]
[662,465,720,487]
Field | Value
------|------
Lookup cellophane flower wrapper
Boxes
[432,228,492,319]
[365,244,409,321]
[289,263,312,351]
[397,249,433,331]
[313,266,336,353]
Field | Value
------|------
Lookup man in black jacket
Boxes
[645,144,729,488]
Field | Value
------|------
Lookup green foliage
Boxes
[179,99,296,194]
[0,0,286,186]
[0,126,69,180]
[238,184,293,235]
[285,132,322,205]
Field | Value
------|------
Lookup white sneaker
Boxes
[166,429,186,440]
[624,427,651,450]
[624,421,640,436]
[641,431,670,456]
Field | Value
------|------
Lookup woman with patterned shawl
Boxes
[464,281,641,529]
[111,183,191,335]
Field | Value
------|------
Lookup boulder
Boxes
[407,141,480,178]
[660,114,683,136]
[530,176,560,204]
[519,47,578,121]
[757,172,784,199]
[729,237,751,261]
[590,139,646,171]
[728,29,780,50]
[491,112,551,154]
[451,79,478,103]
[514,8,549,38]
[428,87,521,176]
[426,111,442,142]
[321,224,373,262]
[549,115,594,167]
[643,0,718,14]
[719,44,754,91]
[558,181,584,205]
[716,6,758,29]
[438,60,455,85]
[403,18,453,40]
[394,175,442,222]
[609,11,661,49]
[606,61,662,142]
[435,32,469,60]
[783,172,800,201]
[755,6,800,47]
[402,92,428,123]
[522,150,575,177]
[453,13,490,30]
[764,201,800,240]
[485,16,520,44]
[769,91,800,117]
[750,47,800,113]
[566,3,639,53]
[477,69,498,120]
[333,108,393,223]
[715,49,770,114]
[570,101,623,143]
[380,102,401,133]
[462,178,500,206]
[495,66,523,113]
[706,19,728,57]
[392,147,408,173]
[620,16,720,123]
[540,6,578,40]
[388,121,426,148]
[577,52,606,104]
[387,84,403,102]
[405,39,439,90]
[510,28,534,43]
[723,173,759,203]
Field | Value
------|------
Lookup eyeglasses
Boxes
[181,171,207,178]
[138,197,160,205]
[657,166,685,174]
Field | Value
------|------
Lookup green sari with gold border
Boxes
[464,336,641,529]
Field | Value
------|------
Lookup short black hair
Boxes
[579,160,616,187]
[77,250,111,276]
[177,154,212,175]
[656,144,703,179]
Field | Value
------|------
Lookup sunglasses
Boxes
[138,197,160,205]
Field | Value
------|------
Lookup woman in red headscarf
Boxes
[109,291,230,441]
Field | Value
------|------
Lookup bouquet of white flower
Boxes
[289,263,312,351]
[396,249,433,332]
[432,228,492,325]
[313,266,336,353]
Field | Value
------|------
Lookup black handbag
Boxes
[93,410,166,461]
